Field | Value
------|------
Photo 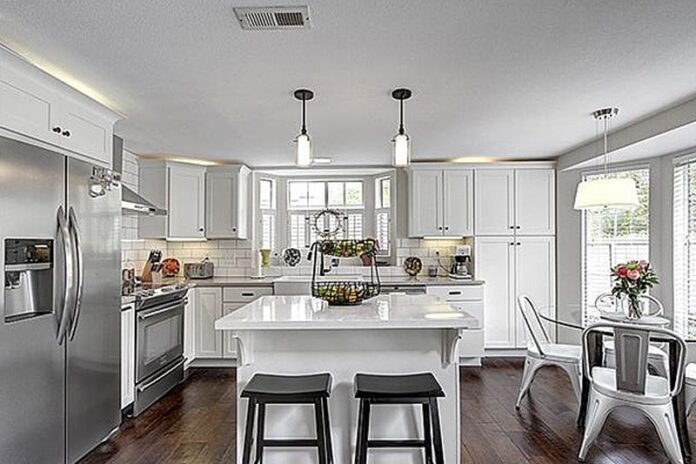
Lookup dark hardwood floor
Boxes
[81,359,694,463]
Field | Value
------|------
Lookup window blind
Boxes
[674,160,696,338]
[581,168,650,324]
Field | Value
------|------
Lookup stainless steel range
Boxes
[132,282,189,416]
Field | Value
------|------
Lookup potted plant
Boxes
[610,260,659,319]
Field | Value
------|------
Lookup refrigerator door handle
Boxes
[68,207,84,341]
[56,206,75,345]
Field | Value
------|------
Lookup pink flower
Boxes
[627,269,640,281]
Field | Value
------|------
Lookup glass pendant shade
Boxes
[392,132,410,167]
[296,133,312,167]
[573,177,639,210]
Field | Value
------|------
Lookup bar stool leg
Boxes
[355,399,370,464]
[255,403,266,464]
[428,398,444,464]
[321,398,334,464]
[422,402,433,464]
[242,399,257,464]
[314,399,328,464]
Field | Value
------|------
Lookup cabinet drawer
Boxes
[426,285,483,301]
[223,286,273,303]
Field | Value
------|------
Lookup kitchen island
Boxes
[215,294,479,464]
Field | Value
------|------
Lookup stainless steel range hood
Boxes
[121,184,167,216]
[113,136,167,216]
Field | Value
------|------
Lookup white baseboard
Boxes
[484,348,526,357]
[459,357,482,367]
[188,358,238,368]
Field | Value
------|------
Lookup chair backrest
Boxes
[583,322,686,397]
[516,295,551,356]
[594,292,664,316]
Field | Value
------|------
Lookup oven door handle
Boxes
[136,358,186,393]
[138,301,185,320]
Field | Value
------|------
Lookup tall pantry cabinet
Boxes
[474,167,556,349]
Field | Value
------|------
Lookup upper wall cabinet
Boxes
[139,161,206,239]
[474,168,555,236]
[206,165,250,239]
[408,168,473,237]
[0,47,120,167]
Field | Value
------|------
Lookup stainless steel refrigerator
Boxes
[0,136,121,463]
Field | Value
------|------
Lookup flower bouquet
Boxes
[610,260,659,319]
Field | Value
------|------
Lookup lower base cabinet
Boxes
[426,285,485,363]
[189,286,274,365]
[120,305,135,409]
[476,235,556,350]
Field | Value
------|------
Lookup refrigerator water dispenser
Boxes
[4,239,53,322]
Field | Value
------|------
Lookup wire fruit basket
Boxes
[310,239,381,305]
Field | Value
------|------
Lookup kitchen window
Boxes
[581,167,650,324]
[673,156,696,338]
[259,178,276,250]
[287,180,365,249]
[375,176,391,256]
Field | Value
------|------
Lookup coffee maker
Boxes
[449,245,472,280]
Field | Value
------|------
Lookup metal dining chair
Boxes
[515,295,582,409]
[578,323,686,464]
[595,293,670,378]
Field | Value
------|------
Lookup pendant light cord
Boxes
[603,115,608,176]
[398,99,405,135]
[301,96,307,135]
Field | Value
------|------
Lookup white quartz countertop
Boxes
[215,295,480,331]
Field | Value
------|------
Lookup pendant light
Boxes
[294,88,314,167]
[573,108,639,210]
[391,88,412,167]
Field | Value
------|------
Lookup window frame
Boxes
[258,177,277,251]
[673,154,696,338]
[580,164,650,324]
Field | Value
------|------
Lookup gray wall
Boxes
[555,155,676,343]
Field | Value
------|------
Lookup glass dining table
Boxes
[538,304,692,460]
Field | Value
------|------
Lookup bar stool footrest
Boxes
[262,439,319,447]
[367,439,426,448]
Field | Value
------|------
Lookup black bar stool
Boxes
[353,373,445,464]
[241,373,333,464]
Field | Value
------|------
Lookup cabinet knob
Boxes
[62,130,71,137]
[509,225,514,229]
[232,228,236,232]
[516,225,521,229]
[52,126,62,133]
[199,227,204,232]
[509,242,515,246]
[438,226,443,231]
[445,226,449,231]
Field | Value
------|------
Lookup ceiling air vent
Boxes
[234,6,310,30]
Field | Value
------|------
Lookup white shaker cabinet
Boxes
[139,161,206,239]
[475,237,515,348]
[409,168,473,237]
[515,169,555,236]
[120,305,135,409]
[474,169,515,235]
[206,165,250,239]
[194,287,223,358]
[476,236,556,349]
[409,169,442,237]
[474,168,555,236]
[0,46,119,167]
[514,236,556,348]
[184,290,196,366]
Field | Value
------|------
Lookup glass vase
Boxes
[621,295,643,320]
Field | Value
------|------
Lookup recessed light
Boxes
[313,157,332,164]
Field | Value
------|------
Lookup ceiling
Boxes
[2,0,696,166]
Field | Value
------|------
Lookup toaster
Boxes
[184,259,214,279]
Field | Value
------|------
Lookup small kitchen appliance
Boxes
[449,245,472,280]
[184,258,214,279]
